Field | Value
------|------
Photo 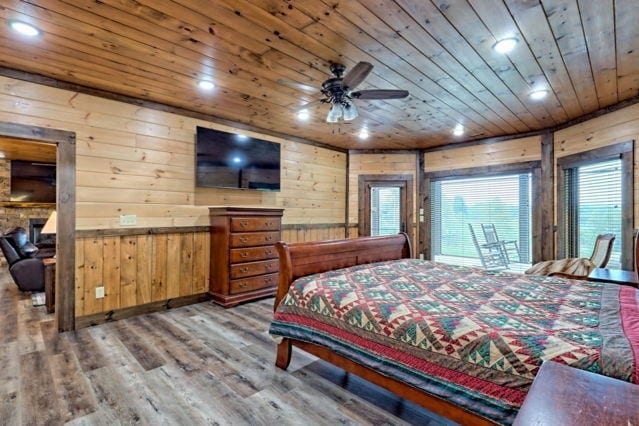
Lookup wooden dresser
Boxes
[209,207,284,307]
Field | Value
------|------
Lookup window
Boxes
[371,187,401,236]
[430,172,532,271]
[558,142,633,270]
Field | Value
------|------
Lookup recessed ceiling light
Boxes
[197,80,215,90]
[358,128,369,140]
[493,37,518,54]
[236,134,248,140]
[529,89,549,100]
[297,109,310,120]
[453,124,464,137]
[233,157,241,163]
[8,20,40,37]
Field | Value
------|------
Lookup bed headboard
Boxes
[274,233,412,310]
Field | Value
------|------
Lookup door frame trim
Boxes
[0,122,76,331]
[358,174,414,249]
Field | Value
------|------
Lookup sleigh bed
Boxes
[269,234,639,425]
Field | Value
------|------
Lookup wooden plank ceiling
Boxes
[0,0,637,150]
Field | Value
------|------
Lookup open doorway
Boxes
[358,174,414,248]
[0,122,75,331]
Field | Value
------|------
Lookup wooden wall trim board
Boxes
[540,133,555,261]
[0,67,347,154]
[75,293,211,328]
[425,161,542,180]
[349,149,421,155]
[418,151,426,259]
[76,226,210,238]
[345,151,349,238]
[281,223,346,230]
[0,121,76,332]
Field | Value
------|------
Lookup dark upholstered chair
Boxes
[0,227,45,292]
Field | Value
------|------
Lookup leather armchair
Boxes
[0,227,45,292]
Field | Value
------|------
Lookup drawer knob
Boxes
[240,267,249,273]
[266,236,273,241]
[239,237,249,243]
[240,221,248,227]
[265,250,272,255]
[265,221,272,227]
[239,282,248,288]
[266,277,273,283]
[240,252,249,258]
[265,264,272,270]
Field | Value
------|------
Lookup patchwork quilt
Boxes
[269,259,639,424]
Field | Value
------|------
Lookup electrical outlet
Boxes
[95,286,105,299]
[119,214,137,226]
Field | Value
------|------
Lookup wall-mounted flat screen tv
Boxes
[10,160,56,203]
[196,126,281,191]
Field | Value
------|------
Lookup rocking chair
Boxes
[469,224,509,270]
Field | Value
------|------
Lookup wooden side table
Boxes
[587,267,639,288]
[514,361,639,425]
[43,258,56,314]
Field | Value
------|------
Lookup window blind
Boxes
[563,159,622,268]
[371,186,400,236]
[431,173,532,267]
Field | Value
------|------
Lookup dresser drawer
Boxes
[230,246,277,263]
[231,217,280,232]
[230,273,278,294]
[230,231,279,248]
[230,259,279,279]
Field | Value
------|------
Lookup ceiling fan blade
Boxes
[351,89,409,100]
[342,62,373,90]
[293,99,324,113]
[277,79,317,93]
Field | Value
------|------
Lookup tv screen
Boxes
[196,126,281,191]
[10,160,56,203]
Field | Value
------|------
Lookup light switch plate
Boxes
[119,214,137,226]
[95,286,105,299]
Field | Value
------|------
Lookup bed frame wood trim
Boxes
[273,234,496,426]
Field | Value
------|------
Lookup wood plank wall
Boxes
[194,143,346,226]
[75,231,209,316]
[0,76,346,318]
[348,153,418,245]
[424,136,542,172]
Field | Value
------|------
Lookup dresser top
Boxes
[208,207,284,217]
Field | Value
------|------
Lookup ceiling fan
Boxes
[290,62,409,123]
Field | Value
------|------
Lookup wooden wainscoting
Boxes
[75,227,210,320]
[281,223,347,244]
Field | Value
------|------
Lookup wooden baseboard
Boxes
[75,293,211,328]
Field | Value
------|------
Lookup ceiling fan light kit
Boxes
[293,61,409,126]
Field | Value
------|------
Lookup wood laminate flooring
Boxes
[0,267,454,425]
